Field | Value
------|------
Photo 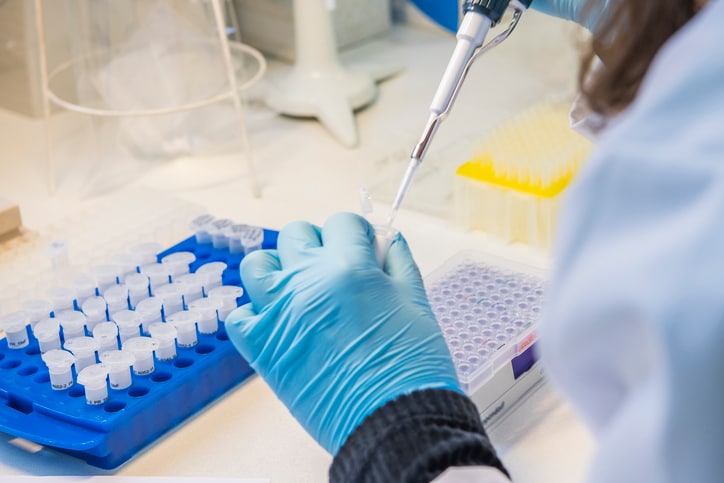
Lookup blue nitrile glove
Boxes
[224,212,461,454]
[531,0,610,31]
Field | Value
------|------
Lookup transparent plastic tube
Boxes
[190,214,215,244]
[195,262,227,294]
[125,273,150,309]
[77,364,109,405]
[166,310,198,348]
[92,321,119,352]
[134,297,163,335]
[207,286,244,321]
[34,318,61,353]
[64,336,100,372]
[140,263,171,295]
[122,336,160,376]
[175,273,204,307]
[161,251,196,280]
[154,284,184,317]
[148,322,178,361]
[100,349,134,390]
[46,287,76,312]
[188,298,221,334]
[112,310,142,343]
[21,300,52,329]
[81,296,108,332]
[55,310,87,340]
[104,285,130,314]
[0,312,29,349]
[41,349,75,390]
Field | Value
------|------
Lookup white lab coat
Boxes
[438,1,724,481]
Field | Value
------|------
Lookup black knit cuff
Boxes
[330,389,509,483]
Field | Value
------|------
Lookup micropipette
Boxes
[386,0,532,228]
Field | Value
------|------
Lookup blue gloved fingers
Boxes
[276,220,323,269]
[531,0,607,31]
[224,303,265,365]
[239,249,283,312]
[384,234,425,288]
[321,212,376,266]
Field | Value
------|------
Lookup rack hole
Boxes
[24,346,40,356]
[0,353,5,361]
[215,331,229,341]
[173,358,193,369]
[195,344,215,355]
[68,386,85,398]
[151,372,172,383]
[128,386,150,398]
[104,401,126,413]
[34,373,50,384]
[17,366,38,377]
[1,359,21,370]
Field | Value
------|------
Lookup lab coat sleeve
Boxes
[329,389,509,483]
[540,3,724,482]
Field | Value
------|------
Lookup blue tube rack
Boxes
[0,229,278,469]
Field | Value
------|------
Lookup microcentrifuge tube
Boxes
[33,318,61,353]
[207,286,244,321]
[209,219,233,249]
[77,364,109,405]
[103,285,129,314]
[122,336,160,375]
[21,299,52,329]
[0,311,29,349]
[226,224,249,254]
[175,273,204,307]
[47,240,71,273]
[154,284,184,317]
[46,287,76,312]
[240,226,264,255]
[124,273,150,309]
[134,296,163,334]
[112,310,142,343]
[81,296,108,331]
[91,265,120,294]
[166,310,199,348]
[148,322,178,361]
[64,336,100,372]
[190,214,215,244]
[195,262,227,293]
[100,350,134,390]
[110,253,138,282]
[140,263,171,295]
[41,349,75,390]
[130,242,163,267]
[92,321,119,352]
[161,251,196,280]
[73,274,98,305]
[188,298,221,334]
[55,310,87,340]
[372,224,398,268]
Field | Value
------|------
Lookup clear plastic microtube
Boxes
[100,350,135,390]
[112,310,142,343]
[110,253,138,282]
[91,265,120,294]
[92,321,119,352]
[166,310,199,348]
[22,300,52,329]
[34,318,61,353]
[134,297,163,334]
[154,284,184,317]
[240,226,264,255]
[73,274,98,305]
[123,336,160,375]
[130,242,163,267]
[207,286,244,321]
[125,273,150,309]
[195,262,227,293]
[41,349,75,390]
[190,214,215,244]
[64,336,101,372]
[188,298,221,334]
[81,296,108,332]
[226,224,249,254]
[175,273,204,307]
[161,252,196,280]
[46,287,76,312]
[209,219,233,249]
[77,364,109,405]
[55,310,88,340]
[148,322,178,361]
[103,285,129,314]
[0,312,29,349]
[140,263,171,295]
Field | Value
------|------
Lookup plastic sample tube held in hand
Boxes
[46,287,76,312]
[195,262,227,293]
[64,336,100,372]
[92,321,119,352]
[125,273,150,309]
[140,263,171,295]
[207,286,244,321]
[33,318,61,353]
[21,300,52,329]
[100,350,135,390]
[134,297,163,334]
[112,310,142,343]
[41,349,76,390]
[166,310,199,348]
[55,310,87,340]
[77,364,109,405]
[188,298,221,334]
[122,336,160,375]
[148,322,178,360]
[0,312,29,349]
[154,284,184,317]
[161,251,196,280]
[82,297,108,331]
[103,285,130,314]
[190,214,215,244]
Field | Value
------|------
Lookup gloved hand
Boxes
[225,212,461,454]
[531,0,610,31]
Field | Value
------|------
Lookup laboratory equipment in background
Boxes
[0,197,22,239]
[259,0,401,147]
[32,0,265,197]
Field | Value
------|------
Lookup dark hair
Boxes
[579,0,698,115]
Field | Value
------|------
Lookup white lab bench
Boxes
[0,12,594,482]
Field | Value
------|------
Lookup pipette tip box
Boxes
[0,229,278,469]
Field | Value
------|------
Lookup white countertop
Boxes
[0,12,594,482]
